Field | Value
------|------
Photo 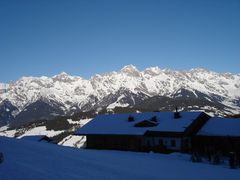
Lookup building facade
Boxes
[76,111,210,153]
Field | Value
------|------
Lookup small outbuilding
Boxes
[192,117,240,155]
[20,135,53,143]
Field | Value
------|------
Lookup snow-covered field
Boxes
[0,126,64,138]
[0,137,240,180]
[18,126,64,138]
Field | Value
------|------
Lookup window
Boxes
[128,115,134,122]
[159,139,163,146]
[147,140,151,147]
[171,140,176,147]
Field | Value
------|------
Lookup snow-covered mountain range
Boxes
[0,65,240,127]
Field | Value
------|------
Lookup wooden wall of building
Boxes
[192,136,240,155]
[86,135,144,151]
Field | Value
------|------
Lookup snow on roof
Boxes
[75,111,203,135]
[197,117,240,137]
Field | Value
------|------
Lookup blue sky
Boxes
[0,0,240,83]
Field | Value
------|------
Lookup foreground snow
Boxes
[0,137,240,180]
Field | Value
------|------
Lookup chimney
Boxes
[150,116,157,122]
[128,115,134,122]
[174,107,181,119]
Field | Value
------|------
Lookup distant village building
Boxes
[20,135,53,143]
[75,111,210,153]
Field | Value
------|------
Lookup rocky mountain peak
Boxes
[120,65,140,76]
[143,67,162,76]
[52,72,76,82]
[53,71,70,78]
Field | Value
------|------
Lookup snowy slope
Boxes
[58,135,86,148]
[0,65,240,126]
[0,118,92,146]
[17,126,64,138]
[1,136,240,180]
